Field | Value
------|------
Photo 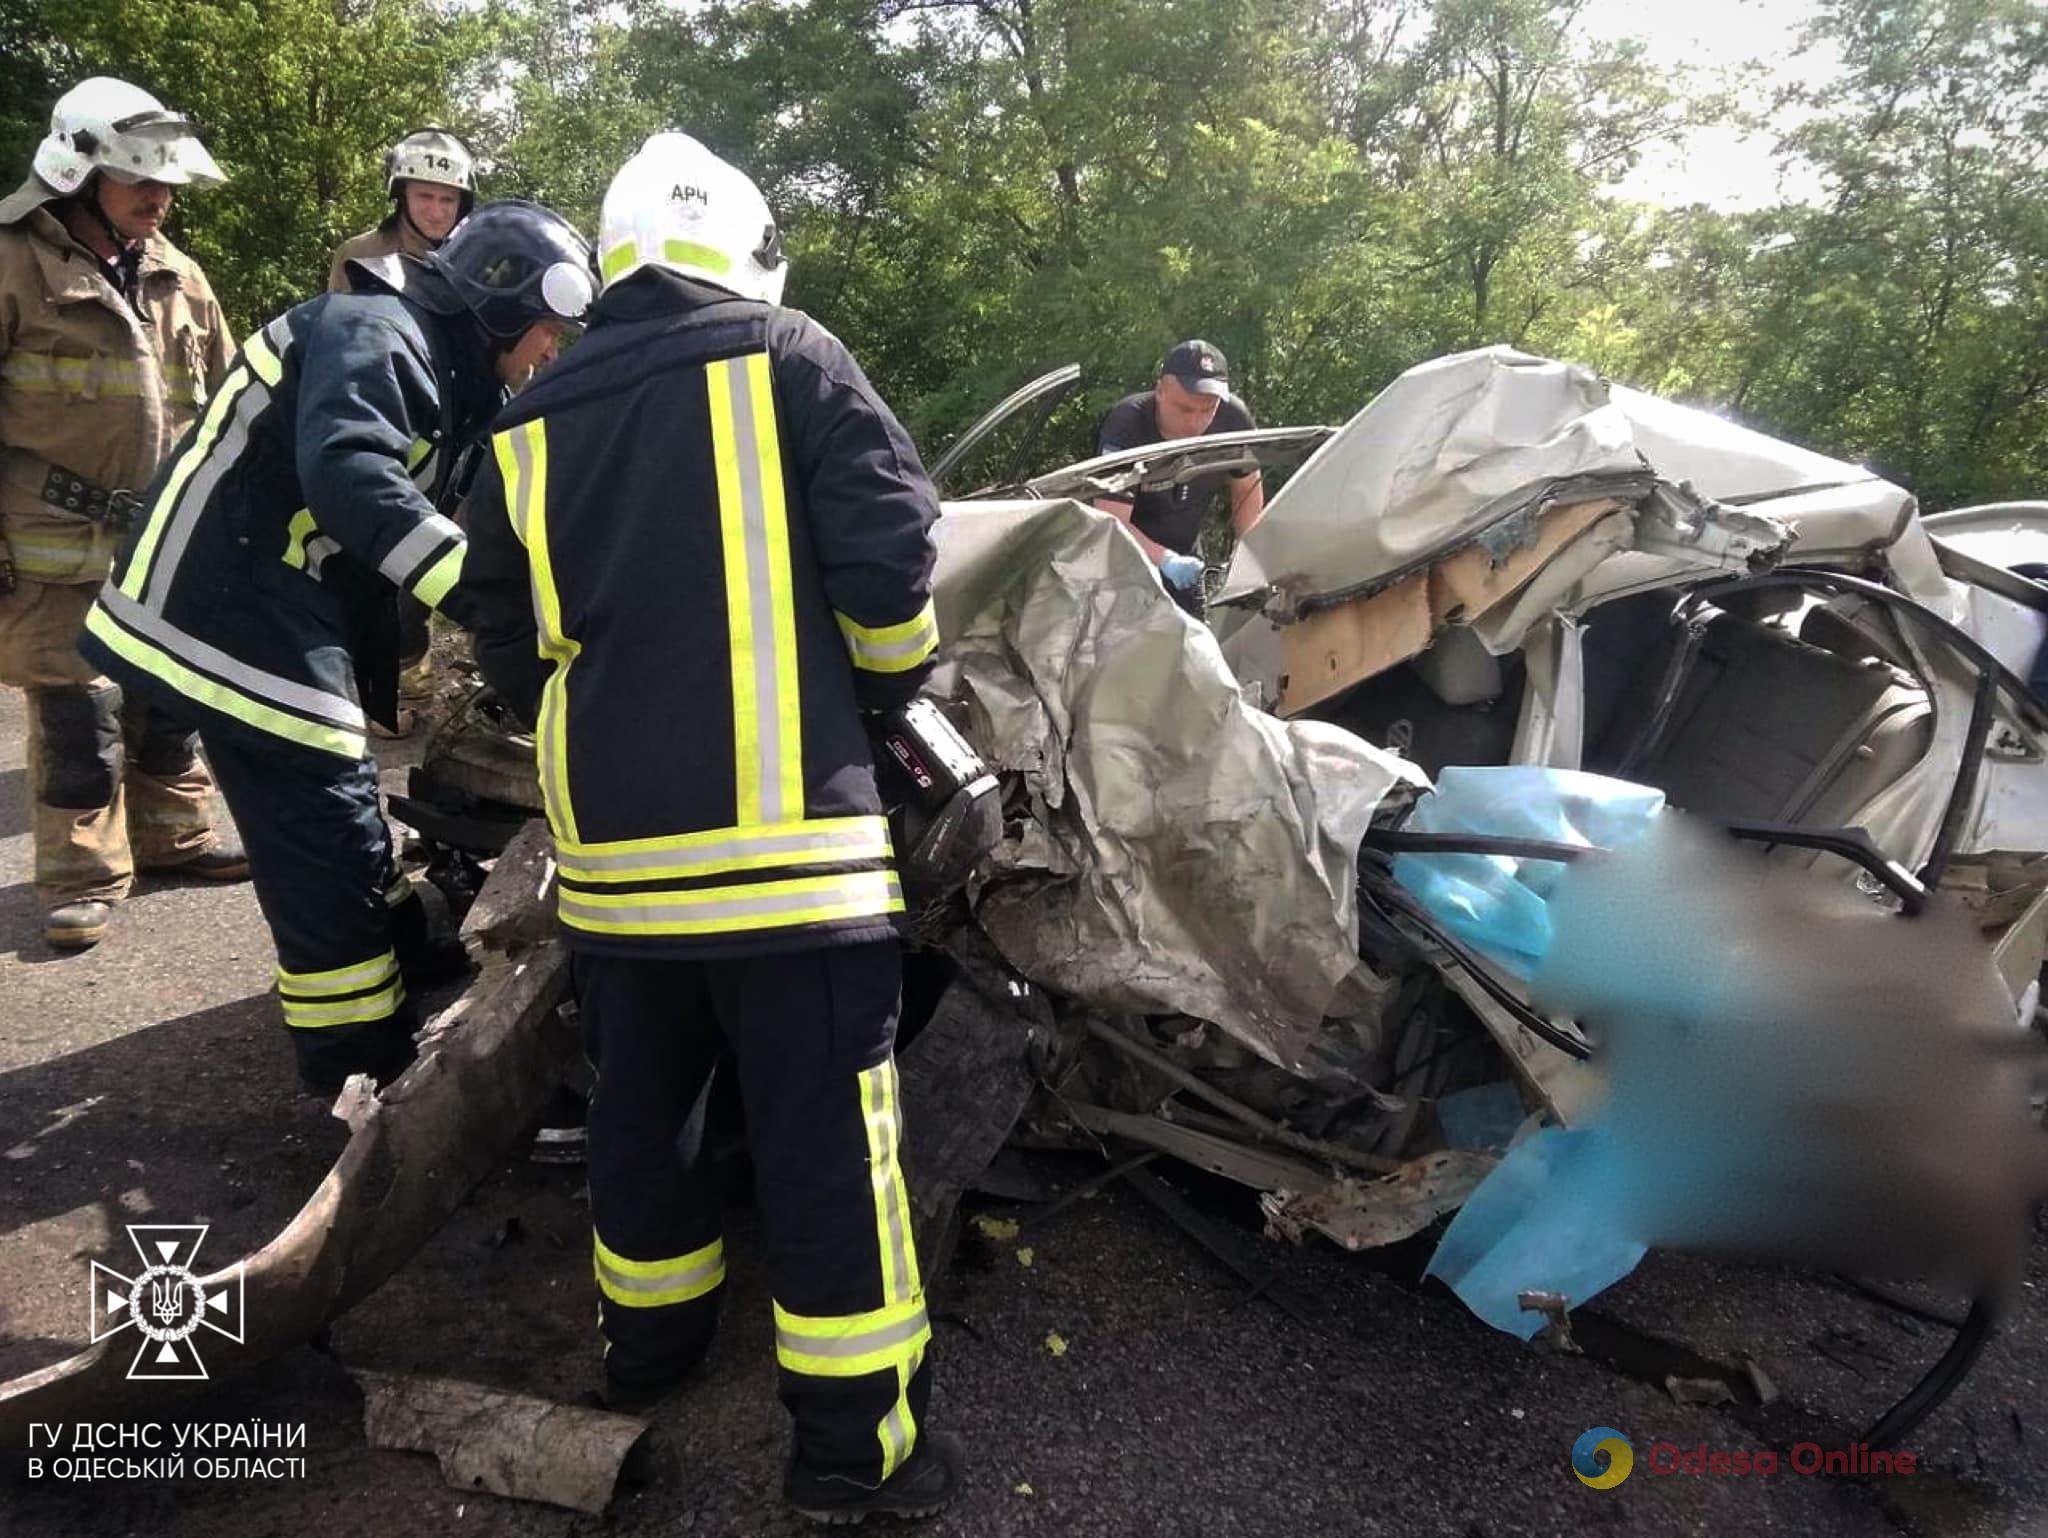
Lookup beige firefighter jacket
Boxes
[327,216,436,293]
[0,174,232,584]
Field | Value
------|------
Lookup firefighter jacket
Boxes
[461,272,941,960]
[0,175,232,585]
[79,265,502,759]
[327,217,435,294]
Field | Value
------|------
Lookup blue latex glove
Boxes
[1159,553,1203,592]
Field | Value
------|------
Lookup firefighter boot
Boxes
[145,835,251,882]
[45,899,112,950]
[783,1431,965,1527]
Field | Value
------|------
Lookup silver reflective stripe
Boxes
[861,1059,918,1305]
[98,586,367,731]
[879,1393,913,1476]
[853,627,935,666]
[723,360,788,823]
[596,1251,724,1299]
[557,872,900,931]
[277,952,397,997]
[143,371,272,613]
[776,1307,928,1362]
[0,355,152,394]
[504,422,570,829]
[560,821,886,878]
[306,534,341,579]
[379,513,462,587]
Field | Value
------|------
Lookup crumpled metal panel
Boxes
[1221,346,1893,610]
[929,499,1426,1078]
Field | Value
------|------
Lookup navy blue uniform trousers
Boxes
[577,939,934,1487]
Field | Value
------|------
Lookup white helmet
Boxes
[385,128,476,197]
[598,131,787,304]
[32,77,225,196]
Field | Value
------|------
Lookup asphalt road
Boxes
[1,684,2046,1538]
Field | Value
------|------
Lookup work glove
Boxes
[1159,553,1204,592]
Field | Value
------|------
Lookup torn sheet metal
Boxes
[1221,346,1888,613]
[1220,349,1645,605]
[355,1370,649,1514]
[929,499,1426,1077]
[1261,1149,1497,1252]
[1057,1100,1491,1252]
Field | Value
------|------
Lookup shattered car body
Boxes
[371,346,2048,1445]
[404,344,2048,1191]
[10,338,2042,1452]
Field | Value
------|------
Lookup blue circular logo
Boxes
[1572,1426,1634,1488]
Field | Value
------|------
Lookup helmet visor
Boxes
[102,116,225,187]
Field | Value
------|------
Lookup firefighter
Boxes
[460,132,963,1523]
[328,128,480,732]
[0,77,249,951]
[79,200,593,1093]
[327,129,476,290]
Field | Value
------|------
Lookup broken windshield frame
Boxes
[928,363,1084,498]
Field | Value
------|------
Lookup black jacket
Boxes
[461,272,940,959]
[81,264,501,756]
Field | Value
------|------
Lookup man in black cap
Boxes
[1093,338,1264,613]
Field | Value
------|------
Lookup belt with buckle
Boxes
[39,464,142,528]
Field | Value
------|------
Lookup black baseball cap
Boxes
[1160,338,1230,398]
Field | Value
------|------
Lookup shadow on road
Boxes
[0,765,25,838]
[0,994,346,1381]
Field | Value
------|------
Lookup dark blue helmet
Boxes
[428,199,594,339]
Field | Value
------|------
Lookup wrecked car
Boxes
[106,344,2043,1454]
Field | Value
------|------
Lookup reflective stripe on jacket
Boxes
[461,273,940,959]
[0,192,231,582]
[79,282,501,758]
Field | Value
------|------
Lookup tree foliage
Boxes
[4,0,2045,508]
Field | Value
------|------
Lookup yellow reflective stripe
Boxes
[773,1298,930,1379]
[83,604,368,759]
[242,328,283,387]
[277,950,398,997]
[593,1234,726,1308]
[879,1366,915,1480]
[746,351,804,821]
[707,358,761,823]
[556,870,903,937]
[282,508,317,571]
[279,978,405,1029]
[861,1058,921,1305]
[6,534,105,578]
[495,419,581,842]
[120,363,254,599]
[385,875,414,906]
[665,238,731,274]
[599,242,639,284]
[406,436,434,470]
[600,238,736,281]
[410,541,465,610]
[707,353,803,826]
[835,600,939,674]
[555,814,889,883]
[0,355,153,396]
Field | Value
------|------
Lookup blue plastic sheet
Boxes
[1424,1125,1649,1339]
[1390,766,1665,975]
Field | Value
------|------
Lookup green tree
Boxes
[8,0,495,329]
